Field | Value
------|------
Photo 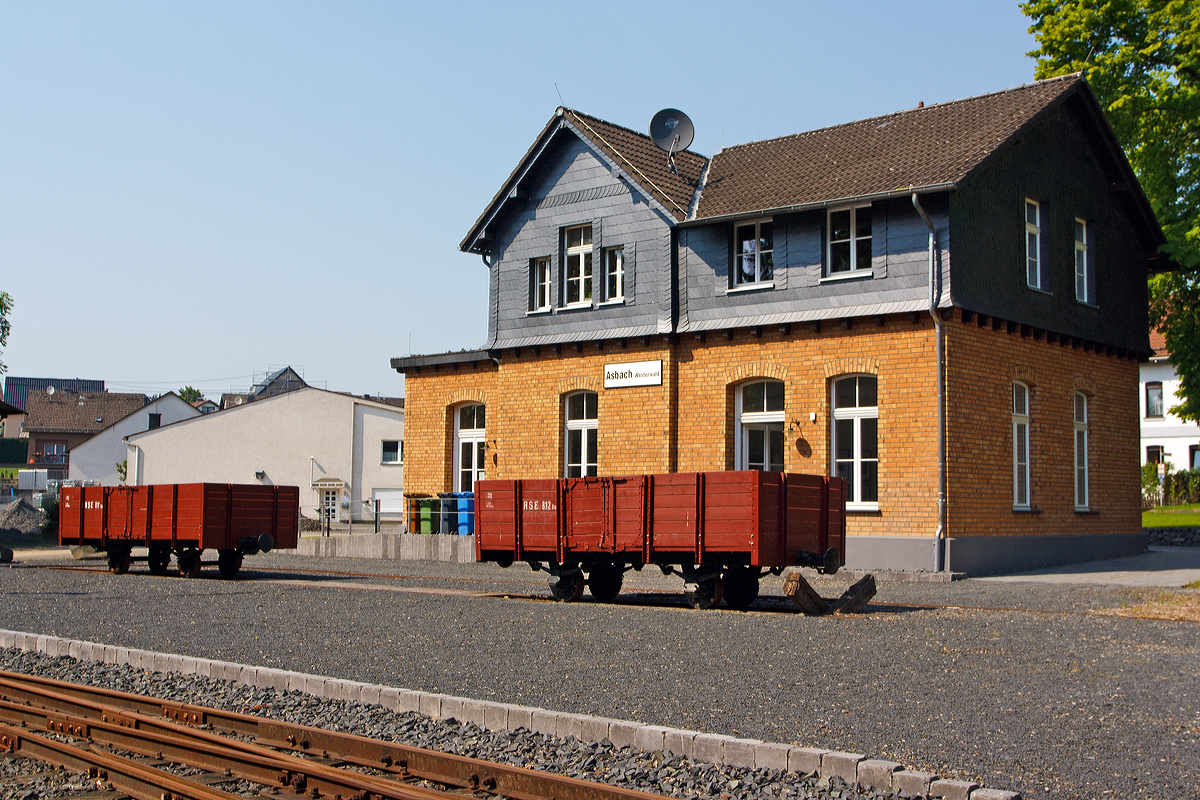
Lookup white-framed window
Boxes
[1025,199,1043,289]
[1073,393,1089,510]
[605,247,624,302]
[1013,382,1031,509]
[565,224,593,306]
[382,440,401,464]
[454,403,486,491]
[736,379,785,472]
[733,219,774,286]
[1074,218,1091,304]
[531,257,551,312]
[564,391,598,477]
[827,205,872,275]
[832,376,878,508]
[1145,382,1164,418]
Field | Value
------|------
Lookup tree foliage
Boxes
[177,386,203,404]
[0,291,11,375]
[1023,0,1200,420]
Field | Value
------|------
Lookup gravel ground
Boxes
[0,649,898,800]
[2,553,1199,799]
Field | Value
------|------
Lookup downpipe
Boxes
[912,193,947,573]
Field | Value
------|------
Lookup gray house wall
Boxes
[677,196,951,332]
[949,98,1151,353]
[485,132,675,349]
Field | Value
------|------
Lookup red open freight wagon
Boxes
[475,470,845,609]
[59,483,299,579]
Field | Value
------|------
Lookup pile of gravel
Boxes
[0,499,43,536]
[0,648,908,800]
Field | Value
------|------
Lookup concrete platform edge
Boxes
[0,628,1020,800]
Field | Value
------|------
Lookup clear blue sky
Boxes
[0,1,1038,400]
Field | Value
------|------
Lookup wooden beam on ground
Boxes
[783,571,829,615]
[829,574,877,614]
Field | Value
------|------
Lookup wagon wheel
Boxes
[147,547,171,576]
[587,564,623,603]
[549,572,585,602]
[722,567,760,611]
[106,548,132,575]
[686,577,724,610]
[217,550,243,580]
[177,550,201,579]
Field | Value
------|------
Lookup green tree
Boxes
[178,386,202,404]
[1023,0,1200,420]
[0,291,11,375]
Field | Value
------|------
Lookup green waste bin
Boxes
[417,498,441,534]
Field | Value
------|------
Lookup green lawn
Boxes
[1144,504,1200,527]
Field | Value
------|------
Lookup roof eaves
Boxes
[682,182,958,227]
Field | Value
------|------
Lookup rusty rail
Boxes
[0,670,668,800]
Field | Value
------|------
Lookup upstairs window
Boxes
[605,247,625,302]
[1145,382,1163,418]
[1013,382,1031,509]
[734,220,773,286]
[1025,199,1043,290]
[832,375,878,508]
[565,225,593,306]
[828,205,871,275]
[1074,218,1092,304]
[565,391,598,477]
[530,257,551,312]
[147,413,161,430]
[382,440,401,464]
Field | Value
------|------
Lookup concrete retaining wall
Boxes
[293,533,476,563]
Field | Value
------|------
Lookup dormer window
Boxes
[733,220,773,287]
[565,224,593,306]
[828,205,871,275]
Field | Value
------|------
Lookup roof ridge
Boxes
[717,73,1084,154]
[561,107,706,159]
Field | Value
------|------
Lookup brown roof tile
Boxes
[23,390,148,435]
[695,74,1083,219]
[1149,328,1168,357]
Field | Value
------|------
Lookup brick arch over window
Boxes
[1072,375,1097,396]
[556,376,602,395]
[1011,365,1037,386]
[822,358,879,379]
[724,362,788,385]
[445,389,488,407]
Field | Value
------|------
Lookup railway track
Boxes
[0,669,668,800]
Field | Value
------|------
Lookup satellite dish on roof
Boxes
[649,108,694,175]
[46,385,55,397]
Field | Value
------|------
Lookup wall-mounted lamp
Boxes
[809,412,817,423]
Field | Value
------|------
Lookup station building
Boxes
[393,75,1166,574]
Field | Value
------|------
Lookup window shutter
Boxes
[1038,200,1051,292]
[594,218,603,303]
[626,240,635,305]
[1086,220,1097,305]
[556,227,565,308]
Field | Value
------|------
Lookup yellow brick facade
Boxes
[403,311,1140,548]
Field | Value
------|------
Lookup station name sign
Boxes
[604,359,663,389]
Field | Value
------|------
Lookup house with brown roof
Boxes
[392,75,1164,576]
[22,389,148,479]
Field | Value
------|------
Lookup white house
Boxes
[125,387,404,522]
[1141,330,1200,470]
[67,393,201,484]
